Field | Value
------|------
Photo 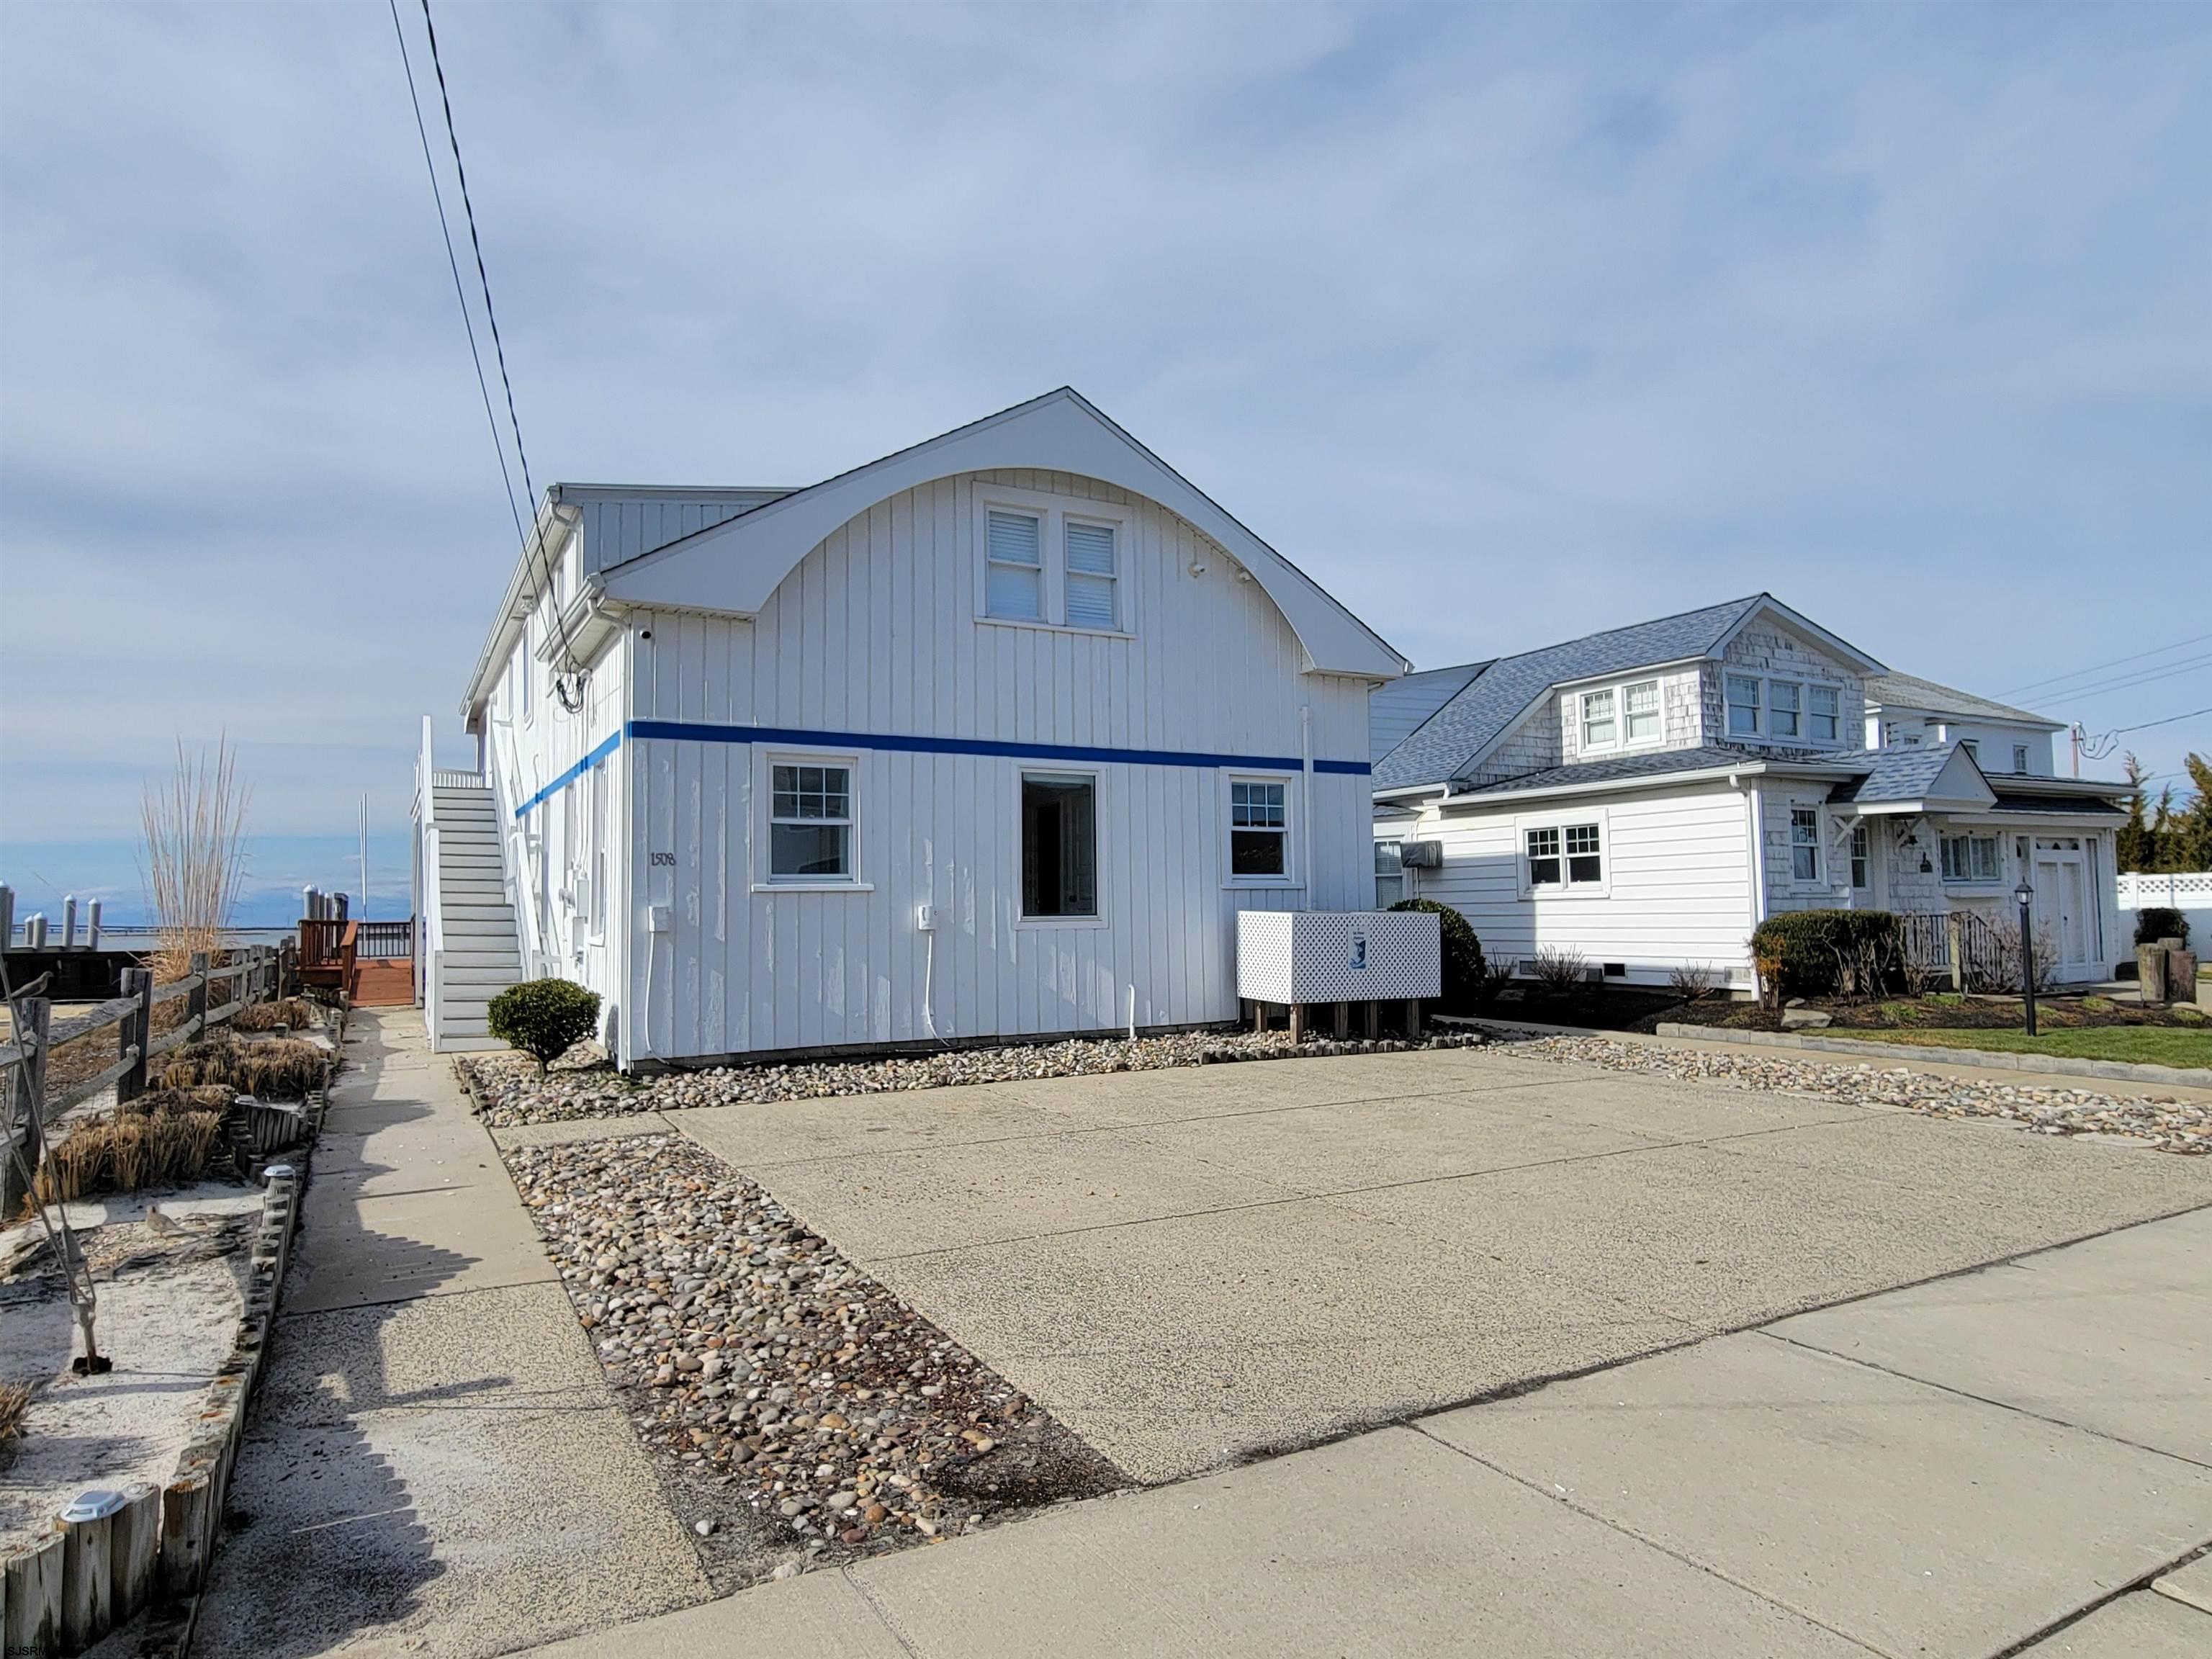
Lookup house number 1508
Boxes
[650,852,676,866]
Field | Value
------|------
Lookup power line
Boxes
[2109,704,2212,737]
[2038,653,2212,707]
[386,0,526,552]
[410,0,585,708]
[1997,630,2212,699]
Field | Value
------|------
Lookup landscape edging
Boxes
[1650,1022,2212,1089]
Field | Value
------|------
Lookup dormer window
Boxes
[1624,680,1660,742]
[1808,685,1839,743]
[1581,689,1616,748]
[1771,681,1802,739]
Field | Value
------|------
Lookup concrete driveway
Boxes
[667,1043,2212,1483]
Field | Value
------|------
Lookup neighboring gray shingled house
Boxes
[1371,595,2129,991]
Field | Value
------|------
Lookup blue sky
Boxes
[3,2,2208,925]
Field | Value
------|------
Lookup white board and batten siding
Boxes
[1412,783,1760,988]
[624,468,1375,1062]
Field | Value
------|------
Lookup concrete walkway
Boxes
[192,1010,709,1658]
[522,1205,2212,1659]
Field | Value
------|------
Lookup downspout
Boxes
[1736,772,1766,992]
[1300,704,1315,909]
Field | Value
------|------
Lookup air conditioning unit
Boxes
[1398,840,1444,869]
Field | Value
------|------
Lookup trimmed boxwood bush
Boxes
[488,978,602,1071]
[2136,907,2190,948]
[1748,909,1905,999]
[1389,898,1485,1010]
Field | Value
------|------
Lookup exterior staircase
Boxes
[424,777,523,1052]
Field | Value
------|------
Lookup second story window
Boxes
[2013,743,2030,774]
[1808,685,1840,743]
[1727,675,1761,737]
[1064,521,1119,629]
[985,511,1043,621]
[1581,688,1616,748]
[1624,680,1661,742]
[1771,680,1802,739]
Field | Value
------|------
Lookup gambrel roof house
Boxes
[415,389,1406,1061]
[1371,596,2131,991]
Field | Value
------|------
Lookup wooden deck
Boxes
[300,918,417,1007]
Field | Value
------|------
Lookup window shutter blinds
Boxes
[1064,522,1117,629]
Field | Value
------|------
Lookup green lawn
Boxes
[1848,1025,2212,1069]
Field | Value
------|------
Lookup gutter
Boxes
[459,495,584,729]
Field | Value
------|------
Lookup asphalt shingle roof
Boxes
[1455,745,1779,798]
[1372,595,1771,792]
[1830,744,1960,804]
[1864,673,2058,729]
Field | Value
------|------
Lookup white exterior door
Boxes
[2033,841,2093,980]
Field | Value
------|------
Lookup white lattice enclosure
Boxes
[1237,909,1441,1004]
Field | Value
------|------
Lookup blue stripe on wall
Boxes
[513,729,623,818]
[513,721,1368,815]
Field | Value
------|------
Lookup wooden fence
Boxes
[1898,909,2010,992]
[1,945,292,1215]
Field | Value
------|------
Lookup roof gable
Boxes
[596,389,1406,680]
[1832,742,1995,812]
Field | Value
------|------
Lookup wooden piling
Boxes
[59,1498,117,1650]
[3,1526,64,1657]
[110,1483,159,1623]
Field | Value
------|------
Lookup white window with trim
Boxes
[1064,518,1119,630]
[984,509,1043,621]
[976,486,1133,635]
[1850,822,1871,892]
[1227,778,1291,883]
[768,760,855,884]
[1771,680,1803,740]
[1940,832,2002,884]
[1624,678,1661,743]
[1573,677,1661,752]
[1789,804,1822,884]
[2012,743,2029,775]
[1961,738,1979,764]
[1520,814,1606,896]
[1808,685,1840,744]
[1579,688,1616,750]
[1374,840,1406,907]
[1726,674,1761,737]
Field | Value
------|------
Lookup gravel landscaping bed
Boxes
[506,1133,1127,1588]
[462,1028,1486,1128]
[1495,1030,2212,1154]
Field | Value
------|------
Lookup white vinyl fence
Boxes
[2116,871,2212,947]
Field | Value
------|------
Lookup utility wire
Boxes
[1997,630,2212,699]
[2031,654,2212,707]
[2108,704,2212,737]
[409,0,585,707]
[387,0,527,553]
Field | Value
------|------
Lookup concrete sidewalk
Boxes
[192,1010,709,1659]
[521,1206,2212,1659]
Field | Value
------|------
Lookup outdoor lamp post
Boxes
[2013,878,2037,1037]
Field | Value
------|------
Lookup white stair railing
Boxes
[417,715,446,1044]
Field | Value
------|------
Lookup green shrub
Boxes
[2135,907,2190,948]
[488,979,602,1071]
[1388,899,1485,1010]
[1748,910,1905,999]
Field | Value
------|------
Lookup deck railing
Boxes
[356,920,414,961]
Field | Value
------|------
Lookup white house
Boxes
[1371,595,2130,991]
[414,389,1406,1061]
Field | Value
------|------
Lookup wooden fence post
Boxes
[1945,914,1964,993]
[187,951,210,1040]
[117,968,153,1106]
[2,997,51,1218]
